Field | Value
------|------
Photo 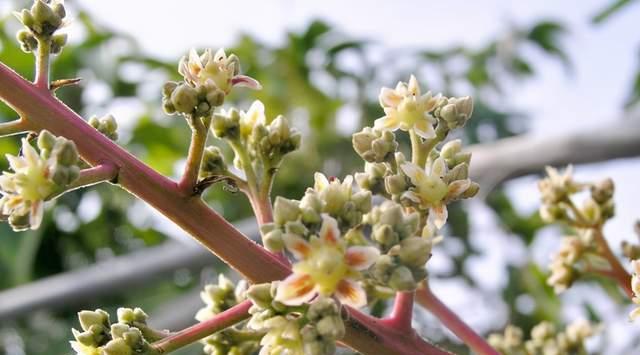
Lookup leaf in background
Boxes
[527,21,570,69]
[591,0,637,24]
[624,62,640,109]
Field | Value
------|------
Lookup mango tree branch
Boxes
[381,291,415,333]
[151,300,252,354]
[416,283,499,355]
[0,62,447,355]
[0,118,32,137]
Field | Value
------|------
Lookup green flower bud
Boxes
[247,283,274,309]
[539,204,566,223]
[200,146,227,177]
[384,173,406,195]
[52,2,66,19]
[440,139,462,160]
[351,190,372,212]
[447,163,469,182]
[78,309,109,331]
[273,197,300,226]
[171,84,199,115]
[373,224,398,247]
[398,237,431,268]
[590,178,614,204]
[263,229,284,251]
[206,88,225,107]
[352,127,398,163]
[53,140,79,166]
[162,81,178,97]
[372,254,394,282]
[50,33,67,54]
[102,338,131,355]
[16,29,38,52]
[439,96,473,129]
[461,181,480,199]
[284,220,307,236]
[211,109,240,139]
[19,9,34,28]
[316,316,345,339]
[37,130,57,151]
[300,206,322,225]
[32,0,62,33]
[388,266,416,291]
[8,213,30,231]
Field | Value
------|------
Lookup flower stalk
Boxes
[34,37,50,90]
[0,118,31,137]
[416,283,499,355]
[178,116,210,196]
[382,291,415,333]
[593,227,633,298]
[152,300,252,354]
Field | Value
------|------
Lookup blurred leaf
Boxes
[591,0,637,24]
[527,21,570,68]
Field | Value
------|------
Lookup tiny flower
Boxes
[401,158,471,229]
[538,165,579,205]
[374,75,442,139]
[275,215,379,308]
[0,139,56,230]
[257,316,305,355]
[239,100,266,139]
[313,173,353,216]
[178,48,261,94]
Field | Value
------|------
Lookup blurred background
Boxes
[1,0,640,354]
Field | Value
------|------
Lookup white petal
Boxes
[413,119,436,139]
[407,74,420,96]
[319,214,340,245]
[29,200,44,230]
[400,162,426,186]
[282,233,311,259]
[214,48,227,61]
[374,114,401,131]
[430,204,448,229]
[275,273,317,306]
[379,87,402,108]
[345,246,380,270]
[335,279,367,308]
[314,172,329,191]
[430,157,447,178]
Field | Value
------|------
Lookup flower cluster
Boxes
[366,201,440,291]
[211,100,301,171]
[488,320,595,355]
[70,308,161,355]
[546,230,600,294]
[1,131,80,231]
[162,49,260,118]
[262,173,371,251]
[14,0,67,53]
[247,283,345,355]
[88,114,119,141]
[194,276,262,355]
[538,166,614,226]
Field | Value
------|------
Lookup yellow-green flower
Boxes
[275,215,379,308]
[0,139,56,230]
[401,158,471,229]
[313,173,353,216]
[374,75,443,139]
[239,100,266,139]
[257,316,304,355]
[178,48,261,94]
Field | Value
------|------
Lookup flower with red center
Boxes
[275,215,379,308]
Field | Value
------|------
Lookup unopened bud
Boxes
[398,237,432,268]
[388,266,416,291]
[170,84,198,114]
[273,197,300,225]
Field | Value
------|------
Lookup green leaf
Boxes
[527,21,570,68]
[591,0,636,24]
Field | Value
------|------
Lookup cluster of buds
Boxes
[1,131,80,231]
[366,202,440,291]
[195,275,247,322]
[194,276,260,355]
[88,114,119,141]
[247,283,345,355]
[352,127,398,163]
[162,49,261,118]
[262,173,371,252]
[200,146,228,178]
[630,260,640,321]
[211,100,301,170]
[14,0,67,53]
[546,230,599,294]
[70,308,160,355]
[538,166,614,226]
[488,320,595,355]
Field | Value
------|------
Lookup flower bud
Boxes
[273,197,300,226]
[16,29,38,52]
[373,224,398,247]
[590,178,614,204]
[388,266,416,291]
[37,130,57,152]
[53,140,79,166]
[170,84,199,114]
[50,33,67,54]
[385,174,407,195]
[200,146,227,177]
[316,316,345,339]
[247,283,274,309]
[162,81,178,97]
[439,96,473,129]
[78,309,109,331]
[32,0,62,34]
[398,237,432,268]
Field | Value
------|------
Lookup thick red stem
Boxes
[381,291,415,333]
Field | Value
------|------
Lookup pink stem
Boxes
[381,291,415,333]
[177,117,208,196]
[416,285,498,355]
[593,227,634,299]
[0,62,448,355]
[152,300,252,353]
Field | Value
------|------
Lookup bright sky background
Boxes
[71,1,640,352]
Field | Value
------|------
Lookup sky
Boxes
[69,0,640,352]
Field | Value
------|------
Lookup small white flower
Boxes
[374,75,443,139]
[178,48,261,94]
